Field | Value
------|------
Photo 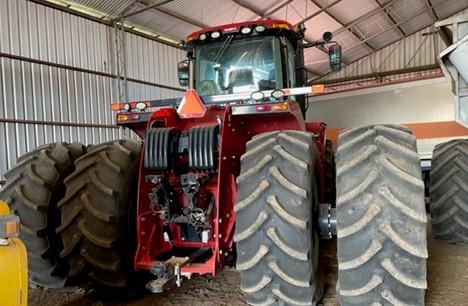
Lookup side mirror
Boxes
[328,44,342,72]
[178,60,190,87]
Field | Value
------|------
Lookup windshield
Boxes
[195,36,282,96]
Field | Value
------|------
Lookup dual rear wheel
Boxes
[429,139,468,243]
[236,125,428,305]
[0,143,85,289]
[335,125,427,305]
[0,140,141,290]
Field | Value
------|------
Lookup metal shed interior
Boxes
[1,1,468,306]
[1,0,468,180]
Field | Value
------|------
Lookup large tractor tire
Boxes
[56,140,141,289]
[235,131,322,306]
[336,125,427,305]
[429,139,468,243]
[0,142,85,289]
[324,139,336,205]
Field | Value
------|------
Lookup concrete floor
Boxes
[30,228,468,306]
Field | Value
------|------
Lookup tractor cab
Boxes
[111,19,341,130]
[179,19,341,113]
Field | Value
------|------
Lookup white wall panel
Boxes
[0,0,185,180]
[306,78,455,128]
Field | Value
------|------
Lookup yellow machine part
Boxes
[0,201,9,215]
[0,201,28,306]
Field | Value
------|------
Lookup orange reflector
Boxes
[111,102,123,111]
[0,214,19,238]
[177,89,206,119]
[271,104,288,111]
[117,114,140,122]
[117,114,127,122]
[6,219,18,236]
[186,33,197,41]
[312,84,325,94]
[272,23,290,30]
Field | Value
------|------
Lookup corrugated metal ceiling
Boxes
[46,0,468,76]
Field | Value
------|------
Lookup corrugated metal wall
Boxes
[0,0,185,180]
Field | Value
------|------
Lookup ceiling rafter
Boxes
[334,0,400,36]
[228,0,265,18]
[425,0,439,21]
[309,0,375,51]
[307,67,323,77]
[301,0,403,75]
[297,0,344,24]
[116,0,141,18]
[35,0,468,82]
[374,0,406,36]
[314,0,468,81]
[112,0,173,21]
[263,0,295,17]
[112,0,209,29]
[344,0,442,52]
[154,5,209,28]
[264,0,350,65]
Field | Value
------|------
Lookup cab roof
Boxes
[186,19,296,42]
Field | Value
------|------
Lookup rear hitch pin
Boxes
[146,248,210,293]
[175,264,182,287]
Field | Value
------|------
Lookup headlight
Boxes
[251,91,265,101]
[199,33,207,40]
[124,103,131,111]
[136,102,147,110]
[240,27,252,35]
[255,25,266,33]
[211,31,221,39]
[271,89,285,99]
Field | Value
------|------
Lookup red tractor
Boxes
[0,19,429,305]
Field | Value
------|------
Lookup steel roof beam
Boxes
[334,0,400,36]
[234,0,349,66]
[425,0,439,21]
[154,6,208,28]
[298,0,343,25]
[344,0,442,52]
[263,0,295,17]
[314,1,468,80]
[112,0,208,29]
[309,0,375,51]
[112,0,173,21]
[116,0,141,19]
[374,0,406,36]
[306,67,323,76]
[313,64,440,84]
[228,0,265,18]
